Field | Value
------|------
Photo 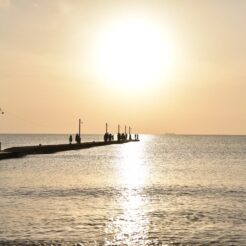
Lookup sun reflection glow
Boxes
[105,190,149,245]
[118,141,147,188]
[105,140,150,245]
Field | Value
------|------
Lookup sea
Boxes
[0,134,245,245]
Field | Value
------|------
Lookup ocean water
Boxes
[0,134,245,245]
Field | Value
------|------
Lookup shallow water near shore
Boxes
[0,134,245,245]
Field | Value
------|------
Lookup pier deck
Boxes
[0,140,139,160]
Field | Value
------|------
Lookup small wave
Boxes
[0,187,121,199]
[0,185,245,199]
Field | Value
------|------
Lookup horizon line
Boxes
[0,132,245,136]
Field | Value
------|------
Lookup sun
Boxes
[93,18,174,93]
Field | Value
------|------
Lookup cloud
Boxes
[0,0,10,9]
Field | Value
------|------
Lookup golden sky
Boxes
[0,0,245,134]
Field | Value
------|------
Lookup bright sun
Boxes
[94,18,174,93]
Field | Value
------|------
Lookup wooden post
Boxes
[79,119,81,137]
[0,108,4,151]
[106,123,108,133]
[125,125,127,134]
[118,124,120,134]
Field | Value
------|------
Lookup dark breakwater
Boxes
[0,140,139,160]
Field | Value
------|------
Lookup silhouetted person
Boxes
[104,132,109,142]
[75,134,81,144]
[69,135,72,144]
[129,134,132,140]
[109,134,112,142]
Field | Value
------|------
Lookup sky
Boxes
[0,0,245,134]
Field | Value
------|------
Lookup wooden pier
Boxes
[0,140,139,160]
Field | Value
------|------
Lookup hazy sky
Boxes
[0,0,245,134]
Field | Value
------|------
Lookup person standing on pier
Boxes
[117,124,121,142]
[75,134,81,144]
[69,135,73,144]
[124,125,128,141]
[104,132,109,142]
[104,123,109,142]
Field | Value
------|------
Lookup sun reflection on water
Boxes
[119,141,148,188]
[105,140,150,245]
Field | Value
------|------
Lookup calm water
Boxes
[0,134,245,245]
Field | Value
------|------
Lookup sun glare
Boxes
[94,18,174,93]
